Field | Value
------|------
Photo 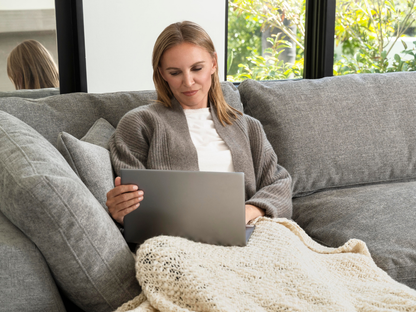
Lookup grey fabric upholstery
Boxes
[0,82,242,147]
[81,118,116,149]
[0,211,65,312]
[0,88,60,99]
[238,72,416,197]
[0,111,141,311]
[0,82,242,311]
[57,120,115,210]
[292,181,416,289]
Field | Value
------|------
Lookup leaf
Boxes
[402,40,408,50]
[394,54,401,62]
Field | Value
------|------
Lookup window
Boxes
[227,0,306,81]
[334,0,416,75]
[227,0,416,81]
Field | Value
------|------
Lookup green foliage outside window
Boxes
[227,0,416,81]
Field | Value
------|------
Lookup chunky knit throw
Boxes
[116,218,416,312]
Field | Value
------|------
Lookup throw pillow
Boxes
[81,118,116,149]
[57,118,116,211]
[0,111,141,311]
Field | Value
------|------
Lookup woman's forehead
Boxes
[160,42,213,67]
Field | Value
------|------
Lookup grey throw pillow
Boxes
[0,111,141,311]
[81,117,116,149]
[57,133,115,211]
[57,118,116,211]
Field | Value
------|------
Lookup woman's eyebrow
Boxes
[166,61,205,71]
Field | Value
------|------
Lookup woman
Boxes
[106,21,292,227]
[7,39,59,90]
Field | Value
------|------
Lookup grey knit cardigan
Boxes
[109,99,293,219]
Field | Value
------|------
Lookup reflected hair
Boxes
[7,39,59,90]
[152,21,241,125]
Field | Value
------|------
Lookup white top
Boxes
[184,108,234,172]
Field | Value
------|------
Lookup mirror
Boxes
[0,0,59,96]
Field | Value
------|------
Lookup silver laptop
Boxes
[121,169,254,246]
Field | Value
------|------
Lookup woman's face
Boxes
[159,42,217,110]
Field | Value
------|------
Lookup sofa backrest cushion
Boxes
[239,72,416,196]
[0,111,141,311]
[0,87,60,99]
[0,82,242,147]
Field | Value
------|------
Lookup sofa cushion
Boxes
[0,211,66,312]
[0,82,242,147]
[81,118,116,149]
[0,87,60,99]
[57,119,115,210]
[0,111,141,311]
[292,181,416,289]
[238,72,416,196]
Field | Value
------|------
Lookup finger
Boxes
[114,203,140,225]
[117,196,143,213]
[108,191,142,213]
[107,184,139,199]
[107,190,140,211]
[115,176,121,187]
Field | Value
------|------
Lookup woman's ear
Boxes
[211,52,218,74]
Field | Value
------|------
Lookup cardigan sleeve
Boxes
[244,118,293,219]
[108,109,151,176]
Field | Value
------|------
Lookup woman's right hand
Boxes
[106,177,144,226]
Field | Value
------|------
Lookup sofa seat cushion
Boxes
[0,211,65,312]
[292,181,416,289]
[0,111,141,311]
[239,72,416,196]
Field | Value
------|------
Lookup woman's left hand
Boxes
[245,204,265,224]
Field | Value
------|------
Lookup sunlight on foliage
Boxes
[228,0,416,81]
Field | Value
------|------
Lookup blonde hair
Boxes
[7,40,59,90]
[152,21,241,125]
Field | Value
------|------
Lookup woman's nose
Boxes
[182,72,194,87]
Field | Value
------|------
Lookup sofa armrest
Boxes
[0,210,65,312]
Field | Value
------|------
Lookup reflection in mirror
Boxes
[0,1,60,98]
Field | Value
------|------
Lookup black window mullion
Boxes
[55,0,87,94]
[304,0,336,79]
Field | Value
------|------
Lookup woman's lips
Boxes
[182,90,198,96]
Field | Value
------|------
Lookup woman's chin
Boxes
[178,97,208,109]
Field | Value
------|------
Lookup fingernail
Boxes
[133,185,138,190]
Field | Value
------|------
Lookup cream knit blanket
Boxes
[116,218,416,312]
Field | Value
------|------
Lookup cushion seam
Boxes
[294,176,416,197]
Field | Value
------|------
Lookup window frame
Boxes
[55,0,87,94]
[304,0,336,79]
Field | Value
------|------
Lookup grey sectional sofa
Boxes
[1,72,415,311]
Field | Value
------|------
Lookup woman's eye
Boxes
[193,67,202,71]
[169,72,179,76]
